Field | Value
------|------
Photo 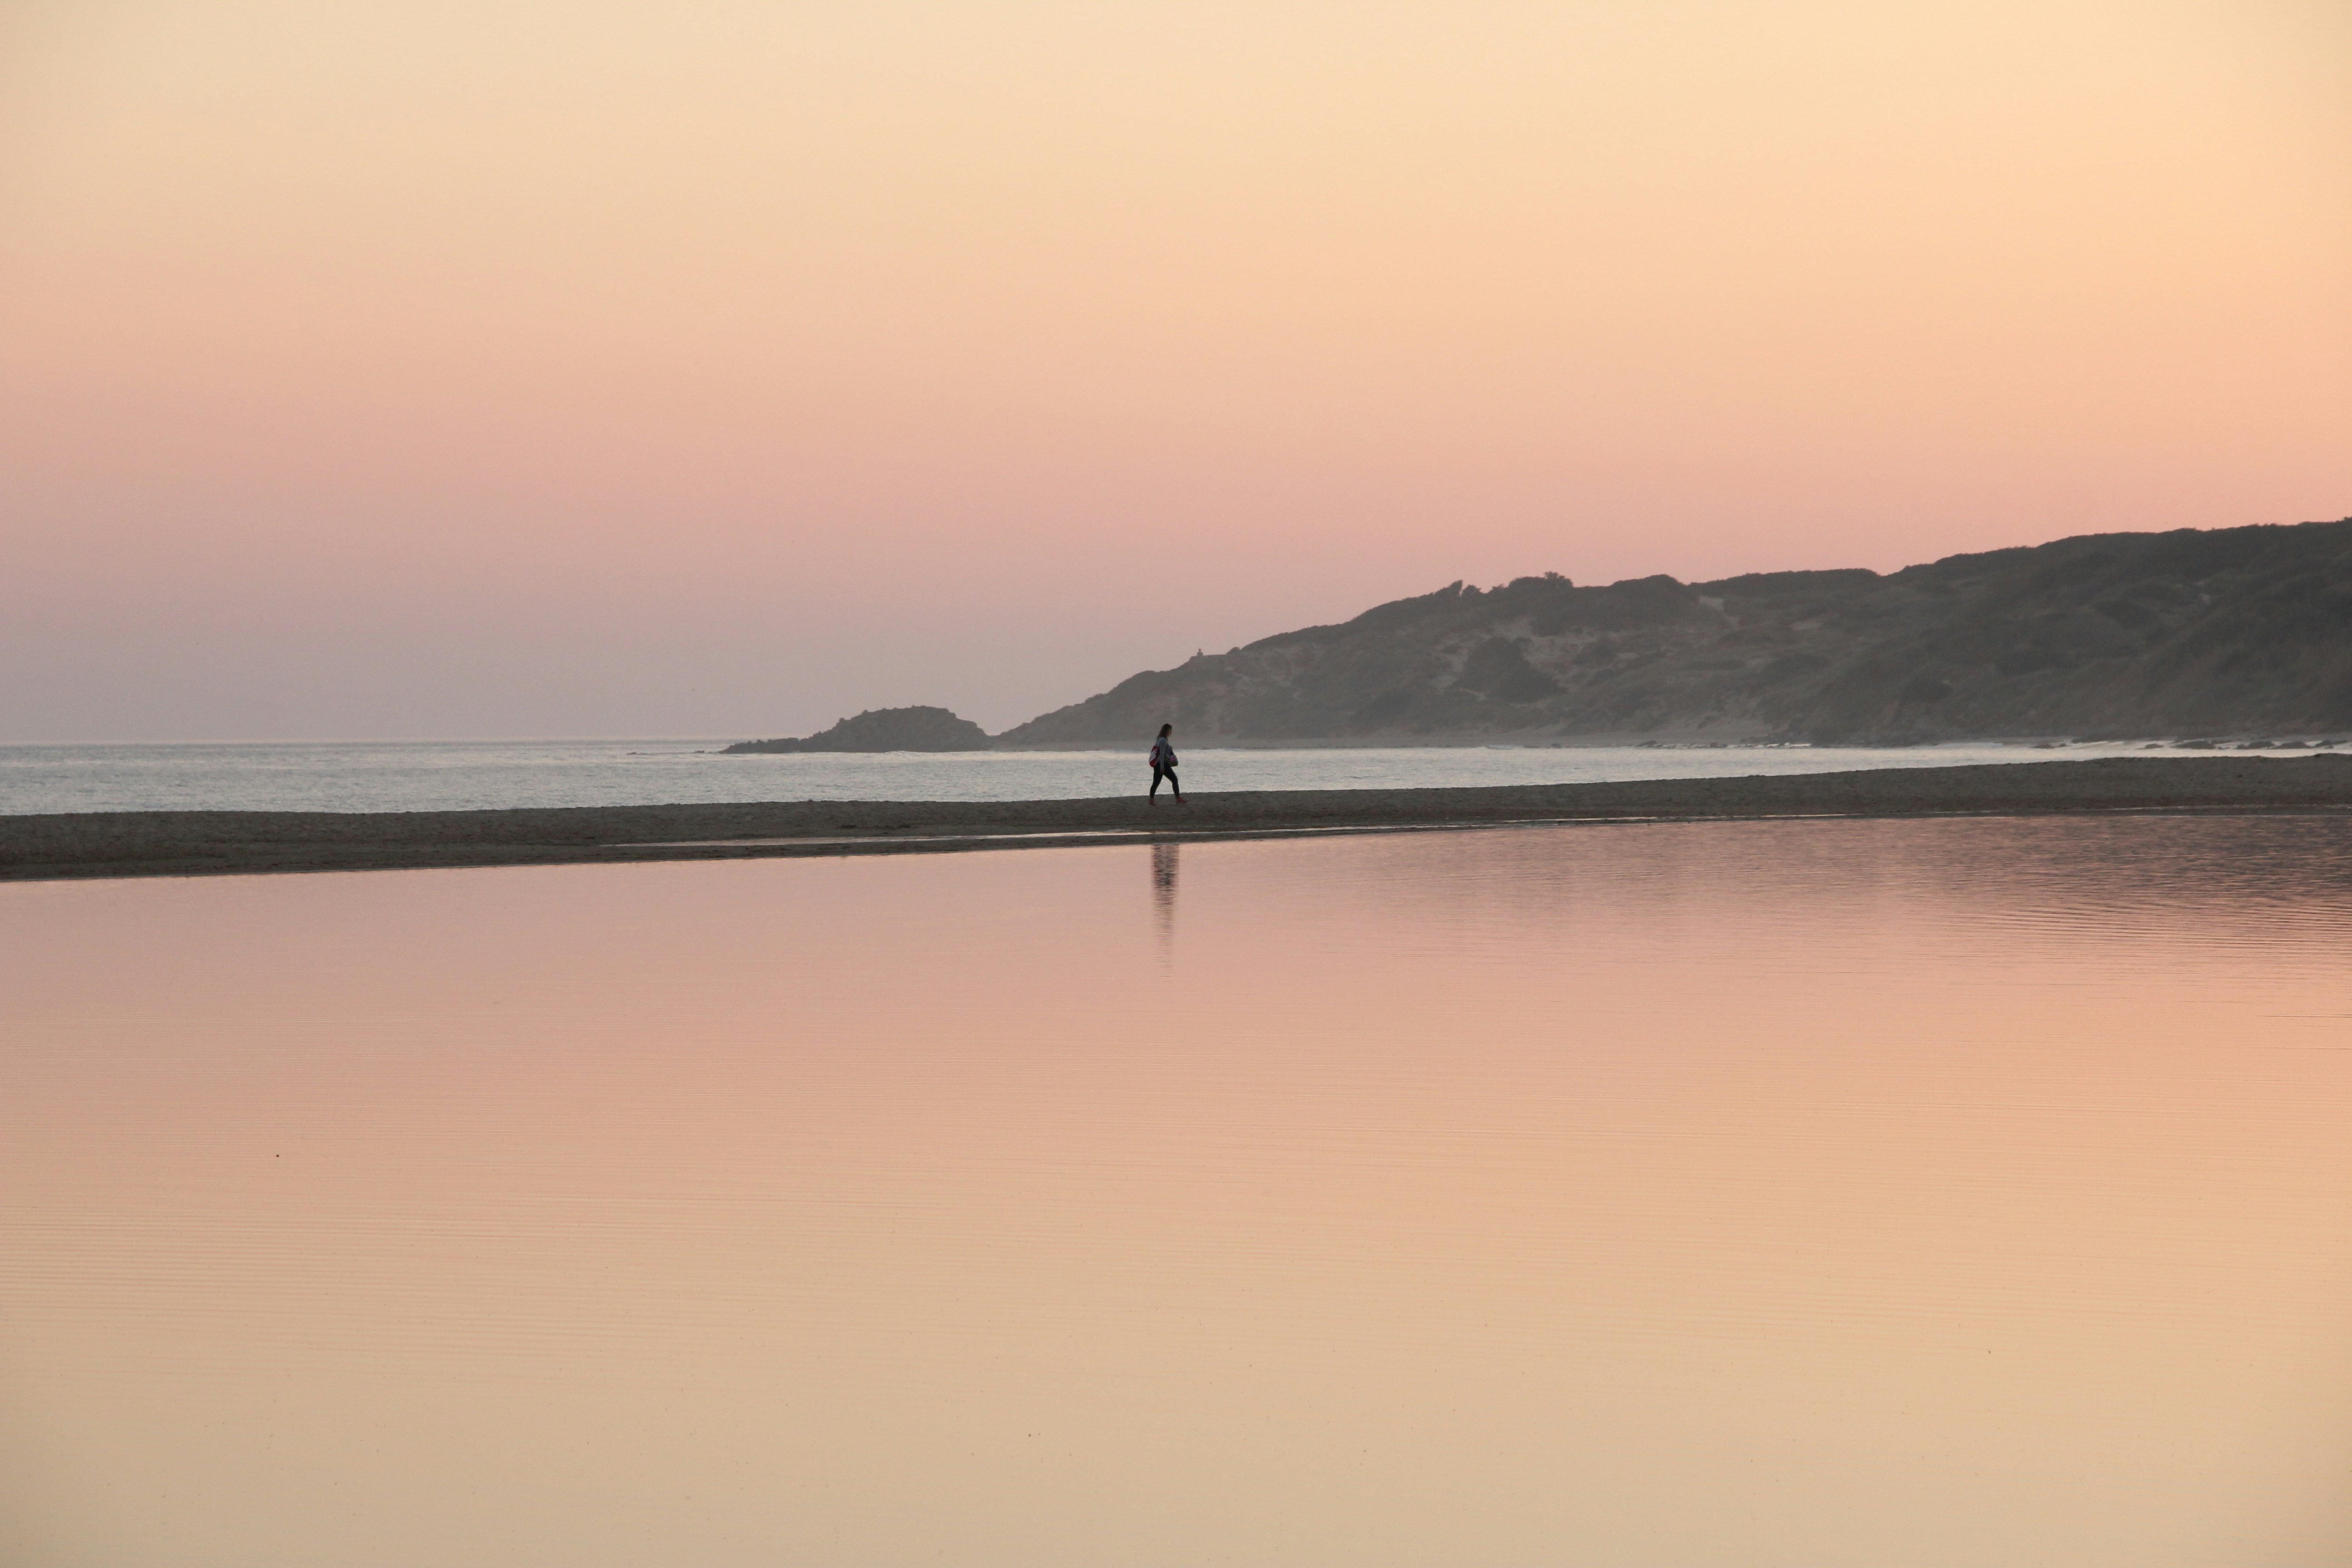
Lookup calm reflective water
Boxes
[0,736,2293,814]
[4,818,2350,1566]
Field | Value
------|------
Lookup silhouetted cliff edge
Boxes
[997,519,2352,745]
[725,706,991,754]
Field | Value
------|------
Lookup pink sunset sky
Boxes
[3,1,2347,742]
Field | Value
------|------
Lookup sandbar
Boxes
[5,756,2350,883]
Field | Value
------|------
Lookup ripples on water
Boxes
[0,735,2298,813]
[3,816,2348,1566]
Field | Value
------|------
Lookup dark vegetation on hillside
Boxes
[995,519,2352,745]
[725,706,991,754]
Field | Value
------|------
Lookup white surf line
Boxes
[616,828,1166,848]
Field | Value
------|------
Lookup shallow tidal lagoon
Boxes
[5,816,2349,1565]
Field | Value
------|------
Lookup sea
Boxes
[0,735,2307,815]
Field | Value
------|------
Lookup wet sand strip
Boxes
[6,755,2351,883]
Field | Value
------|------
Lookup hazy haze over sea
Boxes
[0,738,2308,816]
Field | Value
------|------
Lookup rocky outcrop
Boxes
[725,706,992,754]
[996,519,2352,745]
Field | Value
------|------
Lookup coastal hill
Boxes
[997,518,2352,745]
[725,706,991,754]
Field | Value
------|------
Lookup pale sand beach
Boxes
[5,755,2350,882]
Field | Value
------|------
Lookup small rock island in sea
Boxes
[722,706,992,754]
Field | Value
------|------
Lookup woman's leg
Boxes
[1150,765,1166,798]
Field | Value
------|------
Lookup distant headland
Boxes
[723,706,991,754]
[729,518,2352,752]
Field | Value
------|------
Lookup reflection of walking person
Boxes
[1151,840,1179,941]
[1148,723,1185,803]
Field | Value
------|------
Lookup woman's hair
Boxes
[1158,723,1172,737]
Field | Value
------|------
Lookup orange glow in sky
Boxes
[2,1,2346,739]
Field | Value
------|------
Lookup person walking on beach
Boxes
[1148,723,1184,803]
